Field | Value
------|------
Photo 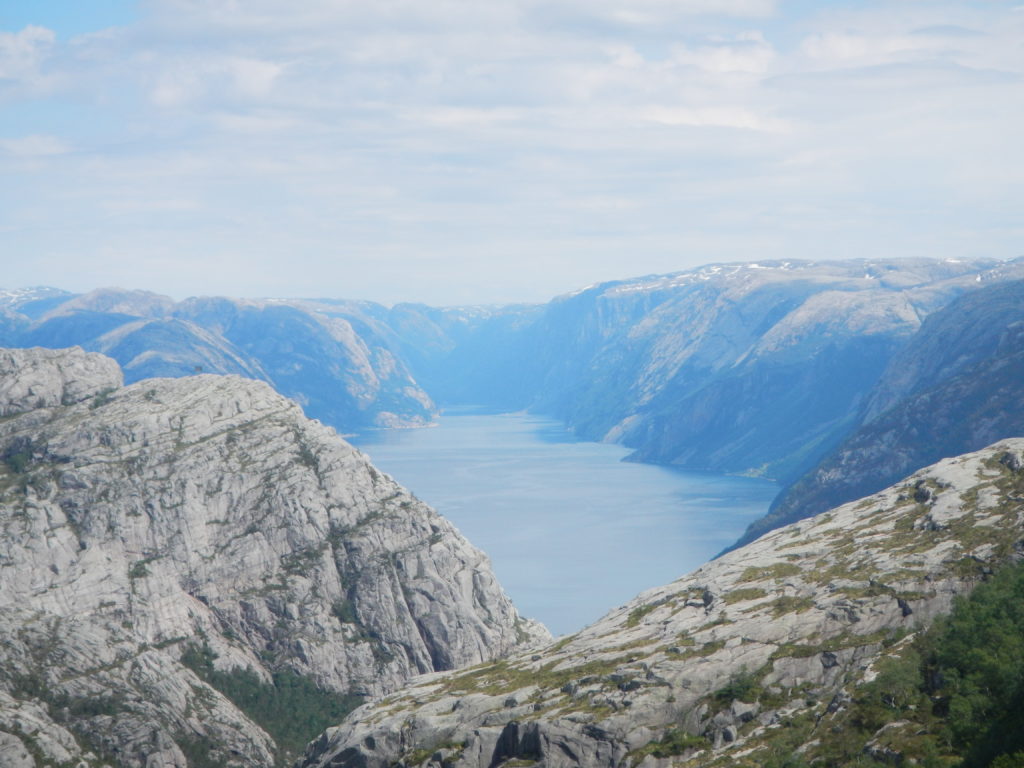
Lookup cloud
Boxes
[147,54,283,107]
[0,134,71,157]
[0,25,55,96]
[0,1,1022,305]
[637,105,788,132]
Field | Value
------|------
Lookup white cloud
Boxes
[0,25,56,97]
[637,105,788,132]
[0,25,54,77]
[0,134,71,157]
[147,54,283,107]
[0,1,1022,304]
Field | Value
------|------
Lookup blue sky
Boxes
[1,0,1022,305]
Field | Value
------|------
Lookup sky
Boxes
[0,0,1022,306]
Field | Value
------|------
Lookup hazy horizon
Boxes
[8,252,1023,309]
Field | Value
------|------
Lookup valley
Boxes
[350,409,776,635]
[2,256,1024,767]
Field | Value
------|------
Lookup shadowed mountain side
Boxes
[754,280,1024,548]
[388,259,1024,484]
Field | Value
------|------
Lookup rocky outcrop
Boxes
[299,438,1024,768]
[0,348,545,767]
[0,346,122,414]
[763,279,1024,543]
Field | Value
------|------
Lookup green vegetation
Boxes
[128,556,159,580]
[626,602,658,627]
[712,667,764,706]
[331,598,358,624]
[181,643,362,766]
[89,387,116,409]
[750,558,1024,768]
[630,729,708,764]
[723,587,769,604]
[769,595,814,616]
[738,562,801,583]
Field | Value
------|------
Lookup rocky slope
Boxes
[299,438,1024,768]
[760,280,1024,545]
[0,347,545,767]
[390,258,1024,484]
[1,289,437,431]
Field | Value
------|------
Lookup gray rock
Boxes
[0,346,122,414]
[0,347,546,767]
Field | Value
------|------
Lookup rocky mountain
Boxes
[0,289,437,431]
[390,258,1024,483]
[299,438,1024,768]
[758,279,1024,546]
[0,347,545,767]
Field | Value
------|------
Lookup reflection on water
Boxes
[349,408,777,636]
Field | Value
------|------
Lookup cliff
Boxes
[763,279,1024,543]
[0,347,545,767]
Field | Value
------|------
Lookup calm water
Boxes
[349,409,777,636]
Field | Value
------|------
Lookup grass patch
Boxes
[739,563,802,583]
[724,587,770,605]
[769,595,815,616]
[626,603,658,627]
[630,729,708,764]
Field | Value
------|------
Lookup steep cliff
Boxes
[392,258,1024,483]
[0,348,544,767]
[299,438,1024,768]
[762,280,1024,544]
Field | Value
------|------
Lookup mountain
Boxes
[390,258,1024,483]
[1,289,437,431]
[299,438,1024,768]
[757,279,1024,545]
[6,257,1023,477]
[0,347,545,767]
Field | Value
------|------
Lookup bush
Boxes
[181,643,363,765]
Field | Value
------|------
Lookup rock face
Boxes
[299,439,1024,768]
[0,346,122,415]
[763,279,1024,543]
[390,258,1024,484]
[2,289,437,431]
[0,348,545,767]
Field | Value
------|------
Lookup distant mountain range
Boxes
[0,288,437,431]
[5,255,1024,546]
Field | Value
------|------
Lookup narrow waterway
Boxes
[350,408,777,636]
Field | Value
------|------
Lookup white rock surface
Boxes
[0,347,546,767]
[0,346,122,415]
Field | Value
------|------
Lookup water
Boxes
[349,408,777,636]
